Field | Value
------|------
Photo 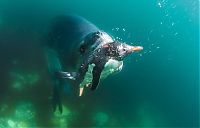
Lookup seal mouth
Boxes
[131,46,143,52]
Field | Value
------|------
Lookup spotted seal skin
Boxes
[45,15,143,113]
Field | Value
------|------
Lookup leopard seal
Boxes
[45,15,143,113]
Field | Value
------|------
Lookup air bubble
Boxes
[158,2,162,8]
[174,32,178,36]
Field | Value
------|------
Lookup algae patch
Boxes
[10,70,40,91]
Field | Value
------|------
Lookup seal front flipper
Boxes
[45,47,65,113]
[52,78,63,113]
[91,64,105,91]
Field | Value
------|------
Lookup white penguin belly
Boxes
[79,59,123,87]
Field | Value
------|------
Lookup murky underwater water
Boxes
[0,0,199,127]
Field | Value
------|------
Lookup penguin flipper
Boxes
[91,65,104,91]
[57,71,77,80]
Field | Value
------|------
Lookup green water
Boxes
[0,0,198,127]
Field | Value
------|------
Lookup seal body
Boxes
[46,15,143,113]
[46,15,99,71]
[45,15,123,112]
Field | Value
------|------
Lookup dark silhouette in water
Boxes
[45,15,143,113]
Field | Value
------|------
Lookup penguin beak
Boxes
[130,46,143,52]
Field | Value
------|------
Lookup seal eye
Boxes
[80,45,86,54]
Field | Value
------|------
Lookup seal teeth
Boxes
[79,87,84,96]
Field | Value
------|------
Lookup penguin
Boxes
[59,41,143,95]
[45,15,143,113]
